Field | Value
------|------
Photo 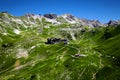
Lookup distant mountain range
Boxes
[0,12,120,31]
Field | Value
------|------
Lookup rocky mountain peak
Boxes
[61,14,75,20]
[44,13,57,19]
[0,12,120,29]
[25,13,35,17]
[107,20,120,26]
[64,14,75,18]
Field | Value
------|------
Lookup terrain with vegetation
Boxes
[0,12,120,80]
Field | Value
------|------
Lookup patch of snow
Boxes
[14,29,20,34]
[16,49,28,59]
[62,14,67,18]
[32,15,41,19]
[45,18,60,25]
[61,14,77,24]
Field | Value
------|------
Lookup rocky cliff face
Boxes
[107,20,120,26]
[0,12,120,33]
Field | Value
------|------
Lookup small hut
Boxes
[45,38,68,44]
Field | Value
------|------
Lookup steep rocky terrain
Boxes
[0,12,120,80]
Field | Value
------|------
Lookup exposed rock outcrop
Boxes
[107,20,120,26]
[0,12,120,31]
[65,14,75,21]
[79,19,103,28]
[44,14,57,19]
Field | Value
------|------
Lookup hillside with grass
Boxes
[0,12,120,80]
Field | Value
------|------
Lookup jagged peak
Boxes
[107,20,120,26]
[61,14,75,18]
[24,13,41,17]
[43,13,57,19]
[0,11,120,28]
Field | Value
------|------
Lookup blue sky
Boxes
[0,0,120,23]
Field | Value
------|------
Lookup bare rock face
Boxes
[107,20,120,26]
[91,20,102,27]
[79,19,103,28]
[1,11,120,29]
[25,14,35,17]
[44,14,57,19]
[66,14,75,21]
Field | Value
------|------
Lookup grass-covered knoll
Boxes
[0,24,120,80]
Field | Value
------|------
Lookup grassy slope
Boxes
[0,23,120,80]
[96,26,120,80]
